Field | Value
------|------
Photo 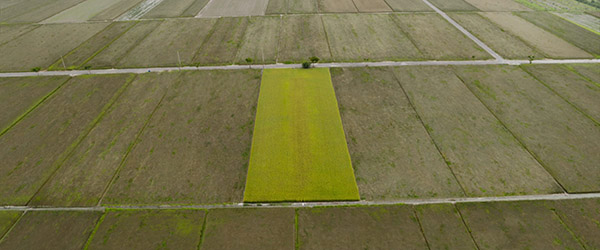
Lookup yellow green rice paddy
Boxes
[243,68,360,202]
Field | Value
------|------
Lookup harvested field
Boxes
[548,198,600,249]
[30,73,176,207]
[458,201,583,249]
[235,16,281,64]
[415,204,477,249]
[0,24,38,46]
[181,0,210,16]
[555,12,600,34]
[393,66,561,196]
[392,14,490,60]
[1,0,86,23]
[521,64,600,122]
[85,20,162,69]
[289,0,319,13]
[453,65,600,193]
[0,74,132,205]
[0,211,101,250]
[118,18,216,68]
[277,15,331,63]
[116,0,164,20]
[244,68,359,202]
[142,0,203,18]
[297,206,428,249]
[463,0,530,11]
[201,208,295,249]
[516,11,600,56]
[317,0,357,12]
[194,17,249,65]
[86,209,205,249]
[428,0,478,11]
[198,0,269,17]
[0,76,68,133]
[568,63,600,83]
[482,12,592,58]
[449,13,541,59]
[42,0,123,23]
[266,0,288,14]
[352,0,391,12]
[331,67,464,200]
[48,22,136,70]
[102,70,260,205]
[384,0,432,11]
[0,22,108,72]
[322,14,421,61]
[514,0,598,11]
[0,211,21,238]
[89,0,145,21]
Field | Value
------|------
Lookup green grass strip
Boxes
[243,68,359,202]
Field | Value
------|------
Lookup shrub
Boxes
[245,58,253,63]
[31,67,41,72]
[309,56,320,63]
[302,62,312,69]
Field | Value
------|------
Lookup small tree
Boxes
[528,55,535,64]
[309,56,320,63]
[31,67,41,72]
[302,62,311,69]
[245,58,253,64]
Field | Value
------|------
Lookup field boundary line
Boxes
[116,0,164,21]
[0,210,25,243]
[1,59,599,78]
[453,204,482,250]
[195,0,217,18]
[419,0,504,61]
[2,193,599,211]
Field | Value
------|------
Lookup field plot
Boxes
[0,0,86,23]
[482,12,592,58]
[0,24,38,46]
[48,22,135,70]
[317,0,357,12]
[352,0,392,12]
[548,198,600,249]
[331,67,464,200]
[453,65,600,193]
[244,68,358,202]
[118,18,216,68]
[393,66,561,196]
[42,0,123,23]
[516,12,600,56]
[277,15,331,63]
[0,211,21,238]
[0,76,68,133]
[102,70,260,205]
[201,208,295,249]
[292,0,319,13]
[0,74,132,205]
[428,0,478,11]
[463,0,530,11]
[384,0,432,11]
[235,16,280,64]
[89,0,145,21]
[141,0,198,18]
[86,209,205,249]
[180,0,210,16]
[568,63,600,83]
[514,0,598,11]
[458,201,583,249]
[297,206,428,249]
[0,23,108,72]
[449,13,541,59]
[555,12,600,34]
[415,204,477,249]
[30,73,176,207]
[521,64,600,122]
[322,14,421,61]
[392,14,490,60]
[85,20,162,69]
[194,17,249,65]
[0,211,101,250]
[198,0,269,17]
